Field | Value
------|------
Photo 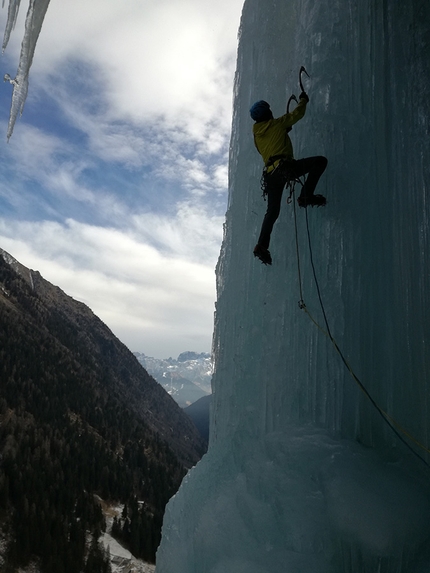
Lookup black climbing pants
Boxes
[257,156,327,250]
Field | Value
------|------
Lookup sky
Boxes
[0,0,244,359]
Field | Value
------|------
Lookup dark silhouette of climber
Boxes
[250,94,327,265]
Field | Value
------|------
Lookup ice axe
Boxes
[287,66,310,113]
[286,94,298,114]
[299,65,310,94]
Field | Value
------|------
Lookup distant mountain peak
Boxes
[134,351,212,408]
[177,351,211,362]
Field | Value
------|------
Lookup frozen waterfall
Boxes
[156,0,430,571]
[2,0,51,140]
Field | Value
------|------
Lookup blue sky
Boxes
[0,0,244,358]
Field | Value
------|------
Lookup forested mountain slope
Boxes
[0,249,205,572]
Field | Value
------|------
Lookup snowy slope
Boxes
[100,532,154,573]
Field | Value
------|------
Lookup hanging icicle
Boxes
[2,0,51,140]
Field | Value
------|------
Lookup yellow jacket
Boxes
[253,98,307,168]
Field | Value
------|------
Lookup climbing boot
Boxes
[253,244,272,265]
[298,194,327,208]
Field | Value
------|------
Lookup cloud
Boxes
[0,121,103,222]
[2,0,241,192]
[4,122,76,177]
[131,200,224,264]
[0,117,225,248]
[27,0,243,131]
[0,217,217,358]
[0,0,244,357]
[2,0,244,154]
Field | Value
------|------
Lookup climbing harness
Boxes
[260,159,303,201]
[290,184,430,470]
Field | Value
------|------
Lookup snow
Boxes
[98,501,155,573]
[2,0,51,140]
[0,247,34,288]
[156,0,430,571]
[100,532,155,573]
[0,247,17,268]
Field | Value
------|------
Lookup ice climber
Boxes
[250,93,327,265]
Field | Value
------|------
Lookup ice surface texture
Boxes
[2,0,51,140]
[156,0,430,571]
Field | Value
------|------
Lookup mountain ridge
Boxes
[0,247,205,571]
[0,248,205,466]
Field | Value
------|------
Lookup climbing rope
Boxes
[290,180,305,305]
[290,186,430,470]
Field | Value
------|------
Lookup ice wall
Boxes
[156,1,430,571]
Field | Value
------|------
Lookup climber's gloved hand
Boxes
[299,91,309,103]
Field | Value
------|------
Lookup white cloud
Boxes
[0,0,244,357]
[131,200,224,264]
[2,1,241,193]
[5,123,74,175]
[28,0,243,131]
[0,217,217,358]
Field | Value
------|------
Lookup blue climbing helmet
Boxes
[249,100,272,122]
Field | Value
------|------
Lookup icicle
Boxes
[2,0,51,140]
[2,0,22,52]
